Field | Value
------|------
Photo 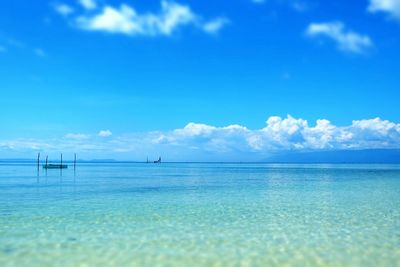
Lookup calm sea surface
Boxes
[0,163,399,267]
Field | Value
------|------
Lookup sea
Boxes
[0,162,399,266]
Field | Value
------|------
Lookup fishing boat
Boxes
[43,164,68,169]
[42,153,68,169]
[154,157,161,163]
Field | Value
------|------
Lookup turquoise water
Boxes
[0,163,399,267]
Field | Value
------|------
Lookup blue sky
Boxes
[0,0,400,160]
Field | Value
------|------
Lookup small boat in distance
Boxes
[43,164,68,169]
[154,157,161,164]
[42,153,68,169]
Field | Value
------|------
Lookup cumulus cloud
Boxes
[368,0,400,19]
[79,0,97,10]
[98,130,112,137]
[76,1,196,35]
[55,1,228,37]
[306,21,373,53]
[2,116,400,159]
[153,115,400,152]
[54,3,74,16]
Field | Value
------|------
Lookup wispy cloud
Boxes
[306,21,373,53]
[54,1,229,37]
[291,1,308,12]
[0,139,55,151]
[252,0,309,12]
[368,0,400,20]
[0,37,46,57]
[54,3,74,16]
[7,38,25,48]
[79,0,97,10]
[98,130,112,137]
[34,48,46,57]
[203,17,230,34]
[252,0,266,4]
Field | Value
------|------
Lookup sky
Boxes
[0,0,400,161]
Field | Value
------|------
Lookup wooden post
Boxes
[37,152,40,175]
[45,155,48,176]
[60,153,63,176]
[73,153,77,179]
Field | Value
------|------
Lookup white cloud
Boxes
[2,116,400,159]
[76,5,142,35]
[55,1,228,36]
[54,3,74,16]
[153,116,400,152]
[203,17,230,34]
[368,0,400,19]
[76,1,196,35]
[79,0,97,10]
[98,130,112,137]
[306,21,373,53]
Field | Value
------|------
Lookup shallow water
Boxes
[0,163,399,266]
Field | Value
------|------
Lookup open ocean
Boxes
[0,162,399,266]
